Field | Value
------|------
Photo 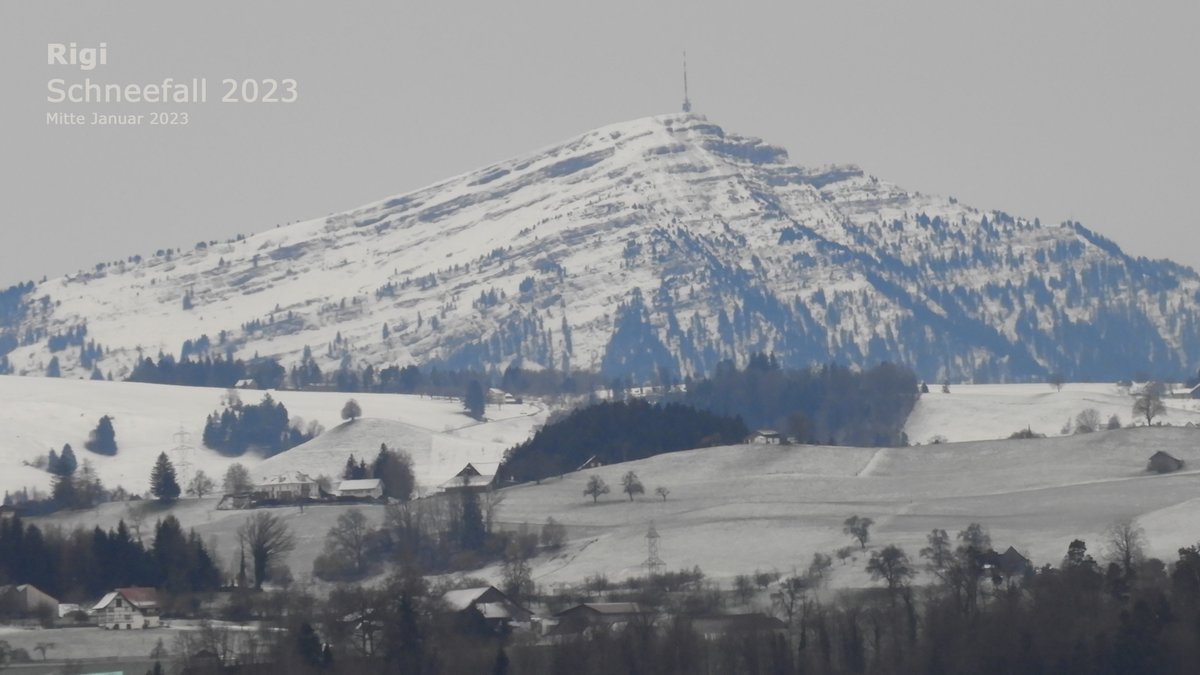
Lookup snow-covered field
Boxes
[8,376,1200,595]
[904,382,1200,444]
[493,426,1200,589]
[0,376,548,498]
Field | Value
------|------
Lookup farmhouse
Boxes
[92,586,160,630]
[337,477,383,499]
[552,602,646,634]
[441,586,532,631]
[0,583,58,618]
[749,429,783,445]
[1148,451,1185,474]
[439,463,498,493]
[487,388,519,405]
[254,470,318,500]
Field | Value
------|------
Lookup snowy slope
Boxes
[3,113,1198,384]
[252,417,508,494]
[0,376,547,497]
[904,382,1200,444]
[493,427,1200,587]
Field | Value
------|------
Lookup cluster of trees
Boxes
[679,357,919,446]
[127,353,273,389]
[47,448,106,510]
[0,514,220,602]
[201,393,320,457]
[311,489,564,583]
[500,399,747,484]
[341,444,415,501]
[581,471,668,504]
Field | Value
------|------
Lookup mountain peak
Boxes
[2,115,1196,384]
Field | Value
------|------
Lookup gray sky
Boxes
[2,1,1197,287]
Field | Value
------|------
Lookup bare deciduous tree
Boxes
[1133,382,1167,426]
[1103,518,1147,578]
[621,471,644,501]
[223,463,252,495]
[920,528,953,573]
[187,470,215,498]
[1074,408,1101,434]
[867,545,915,602]
[318,509,374,579]
[843,515,874,550]
[584,475,610,504]
[238,511,296,589]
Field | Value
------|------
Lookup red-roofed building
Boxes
[92,586,161,629]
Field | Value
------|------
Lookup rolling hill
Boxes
[492,427,1200,587]
[0,375,547,498]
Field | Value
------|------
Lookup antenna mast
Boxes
[681,51,692,113]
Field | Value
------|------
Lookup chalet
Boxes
[0,584,58,618]
[552,602,646,634]
[576,455,603,471]
[691,613,788,640]
[441,586,532,631]
[254,471,318,501]
[439,463,498,493]
[488,388,519,405]
[749,429,783,445]
[1148,451,1185,474]
[337,478,383,499]
[92,586,160,630]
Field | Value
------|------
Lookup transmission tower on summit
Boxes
[644,521,665,575]
[681,51,692,113]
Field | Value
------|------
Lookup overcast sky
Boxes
[2,1,1197,287]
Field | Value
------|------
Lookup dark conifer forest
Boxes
[500,399,748,483]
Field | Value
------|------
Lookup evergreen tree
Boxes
[51,472,77,508]
[85,415,118,455]
[458,485,485,551]
[45,356,60,377]
[58,444,77,476]
[464,379,486,420]
[372,445,415,501]
[150,452,181,503]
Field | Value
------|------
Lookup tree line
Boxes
[678,356,920,447]
[0,513,220,605]
[499,399,748,484]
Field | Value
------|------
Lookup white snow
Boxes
[904,382,1200,444]
[0,376,548,497]
[493,427,1200,588]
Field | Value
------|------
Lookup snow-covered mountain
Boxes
[4,112,1199,382]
